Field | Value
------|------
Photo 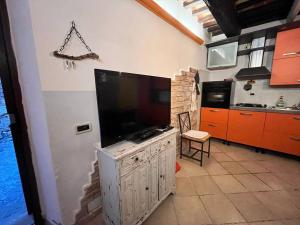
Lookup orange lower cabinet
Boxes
[201,107,229,124]
[200,122,227,140]
[227,110,266,147]
[281,136,300,156]
[261,131,284,151]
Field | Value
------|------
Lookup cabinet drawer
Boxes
[200,121,227,140]
[274,28,300,60]
[282,135,300,156]
[201,107,229,124]
[227,110,266,147]
[261,131,284,151]
[160,136,175,151]
[270,57,300,85]
[120,150,148,176]
[265,113,300,135]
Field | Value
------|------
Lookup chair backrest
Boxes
[178,112,191,134]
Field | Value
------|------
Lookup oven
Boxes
[201,81,235,109]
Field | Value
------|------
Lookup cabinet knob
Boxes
[145,187,149,190]
[168,141,170,144]
[160,175,163,178]
[135,157,139,162]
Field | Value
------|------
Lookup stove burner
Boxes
[235,103,265,108]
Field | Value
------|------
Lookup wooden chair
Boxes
[178,112,211,166]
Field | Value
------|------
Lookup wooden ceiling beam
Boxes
[287,0,300,22]
[198,14,213,23]
[203,19,217,28]
[207,24,220,32]
[183,0,202,7]
[192,5,208,15]
[204,0,241,37]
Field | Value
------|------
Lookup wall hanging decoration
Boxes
[53,21,100,70]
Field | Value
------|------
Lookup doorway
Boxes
[0,1,43,225]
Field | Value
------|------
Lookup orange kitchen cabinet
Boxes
[200,121,227,140]
[227,110,266,147]
[273,28,300,60]
[201,107,229,124]
[262,113,300,156]
[270,57,300,85]
[199,107,229,140]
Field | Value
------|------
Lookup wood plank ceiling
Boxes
[181,0,298,37]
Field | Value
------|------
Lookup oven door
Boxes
[202,90,231,108]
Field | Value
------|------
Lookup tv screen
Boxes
[94,69,171,148]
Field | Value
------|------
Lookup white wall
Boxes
[6,0,62,224]
[207,21,300,106]
[8,0,207,224]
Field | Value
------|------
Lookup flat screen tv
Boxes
[94,69,171,148]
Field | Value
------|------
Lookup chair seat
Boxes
[182,130,211,142]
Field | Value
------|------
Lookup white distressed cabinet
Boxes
[97,129,177,225]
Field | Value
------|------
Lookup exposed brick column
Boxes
[171,68,199,151]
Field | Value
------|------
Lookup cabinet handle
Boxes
[240,112,252,116]
[208,124,216,127]
[282,52,298,56]
[294,117,300,120]
[297,80,300,82]
[210,109,220,112]
[290,137,300,142]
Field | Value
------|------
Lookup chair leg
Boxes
[208,138,211,158]
[180,138,183,159]
[200,142,204,166]
[189,140,191,152]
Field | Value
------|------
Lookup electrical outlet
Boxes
[75,122,92,135]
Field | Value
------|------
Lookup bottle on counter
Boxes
[275,96,286,108]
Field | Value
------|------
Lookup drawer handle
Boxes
[294,117,300,120]
[240,112,252,116]
[208,124,216,127]
[282,52,298,56]
[209,109,220,112]
[290,137,300,142]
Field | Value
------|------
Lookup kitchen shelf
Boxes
[237,45,275,56]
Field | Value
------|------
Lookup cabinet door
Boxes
[149,155,158,210]
[274,28,300,60]
[270,57,300,85]
[158,150,167,200]
[227,110,266,147]
[166,145,176,194]
[120,173,135,225]
[133,164,148,222]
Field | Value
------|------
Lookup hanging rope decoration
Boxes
[53,21,99,69]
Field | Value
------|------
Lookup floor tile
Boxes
[212,175,248,193]
[280,219,300,225]
[226,151,258,161]
[200,194,246,224]
[227,192,275,222]
[203,160,229,175]
[234,174,271,192]
[239,161,270,173]
[190,176,221,195]
[142,196,178,225]
[212,152,234,162]
[175,177,197,196]
[255,173,295,191]
[278,190,300,209]
[221,161,250,174]
[254,191,300,219]
[173,196,211,225]
[248,221,283,225]
[274,173,300,188]
[177,159,208,176]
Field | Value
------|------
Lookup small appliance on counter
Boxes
[201,81,235,109]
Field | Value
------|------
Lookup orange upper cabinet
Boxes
[271,28,300,86]
[199,107,229,140]
[271,57,300,85]
[227,110,266,147]
[273,28,300,60]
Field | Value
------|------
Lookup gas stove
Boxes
[235,103,267,108]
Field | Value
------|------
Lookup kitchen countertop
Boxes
[230,106,300,114]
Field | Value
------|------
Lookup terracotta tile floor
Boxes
[88,140,300,225]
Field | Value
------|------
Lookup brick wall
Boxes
[171,68,199,150]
